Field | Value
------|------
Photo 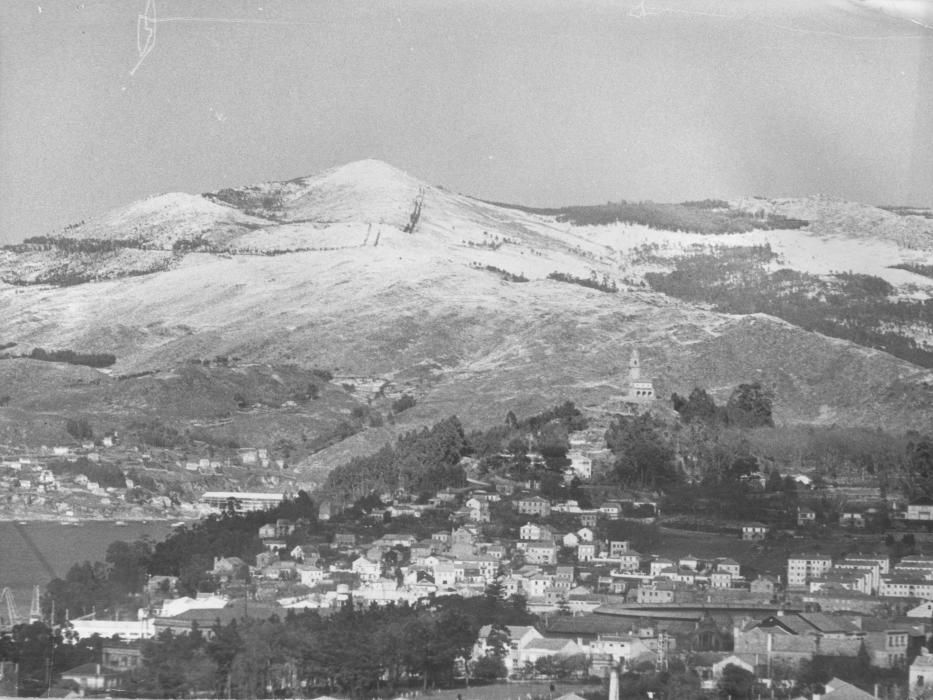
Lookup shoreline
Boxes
[0,514,195,523]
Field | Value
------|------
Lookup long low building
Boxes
[68,615,154,641]
[200,491,286,512]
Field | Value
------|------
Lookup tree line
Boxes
[321,416,470,504]
[645,251,933,367]
[486,199,808,234]
[19,581,538,698]
[29,347,116,368]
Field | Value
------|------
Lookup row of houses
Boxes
[786,552,933,601]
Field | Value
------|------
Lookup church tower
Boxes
[626,347,655,402]
[629,348,641,382]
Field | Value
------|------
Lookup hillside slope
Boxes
[1,160,932,467]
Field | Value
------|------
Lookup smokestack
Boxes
[609,667,619,700]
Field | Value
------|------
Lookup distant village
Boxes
[4,353,933,699]
[0,440,290,522]
[13,463,933,699]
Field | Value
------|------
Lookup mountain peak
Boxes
[313,159,417,187]
[266,159,425,226]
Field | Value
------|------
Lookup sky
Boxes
[0,0,931,243]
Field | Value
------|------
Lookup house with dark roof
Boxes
[154,601,282,638]
[734,612,865,668]
[212,556,249,582]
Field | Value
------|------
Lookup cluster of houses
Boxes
[787,552,933,607]
[0,443,143,518]
[0,439,292,520]
[52,492,933,700]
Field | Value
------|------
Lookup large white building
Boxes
[200,491,285,512]
[787,553,833,587]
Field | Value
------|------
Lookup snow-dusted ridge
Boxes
[2,159,933,431]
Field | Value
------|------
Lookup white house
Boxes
[351,556,381,582]
[617,551,642,572]
[297,565,325,586]
[715,558,741,578]
[910,650,933,697]
[577,543,598,562]
[907,601,933,618]
[741,523,768,541]
[590,634,654,665]
[567,452,593,480]
[649,558,674,577]
[473,625,543,672]
[908,498,933,521]
[520,638,582,665]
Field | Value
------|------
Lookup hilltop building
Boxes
[627,349,656,401]
[621,349,656,404]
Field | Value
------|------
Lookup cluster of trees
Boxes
[44,539,154,623]
[904,434,933,500]
[129,603,464,699]
[42,493,319,619]
[646,252,933,367]
[391,393,417,414]
[547,271,618,293]
[15,236,146,253]
[671,383,774,429]
[321,402,588,513]
[65,416,94,440]
[129,419,183,448]
[207,188,283,214]
[322,417,469,503]
[35,587,532,699]
[471,263,529,283]
[172,236,210,252]
[605,412,678,491]
[490,199,807,234]
[0,622,99,697]
[146,492,318,595]
[892,262,933,280]
[46,456,126,489]
[29,347,116,368]
[127,589,533,699]
[4,263,168,288]
[601,385,791,523]
[469,402,588,480]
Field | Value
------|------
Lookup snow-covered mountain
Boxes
[2,159,932,436]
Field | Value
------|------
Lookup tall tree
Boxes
[725,382,775,428]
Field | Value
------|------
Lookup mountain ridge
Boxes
[1,159,932,456]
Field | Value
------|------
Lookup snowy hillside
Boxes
[1,159,932,432]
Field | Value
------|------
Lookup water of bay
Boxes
[0,520,175,616]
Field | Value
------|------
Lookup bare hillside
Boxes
[1,160,932,470]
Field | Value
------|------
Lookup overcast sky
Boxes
[0,0,930,242]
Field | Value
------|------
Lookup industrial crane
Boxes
[0,585,42,630]
[0,587,22,629]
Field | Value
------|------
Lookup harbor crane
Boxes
[1,587,22,628]
[0,585,42,629]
